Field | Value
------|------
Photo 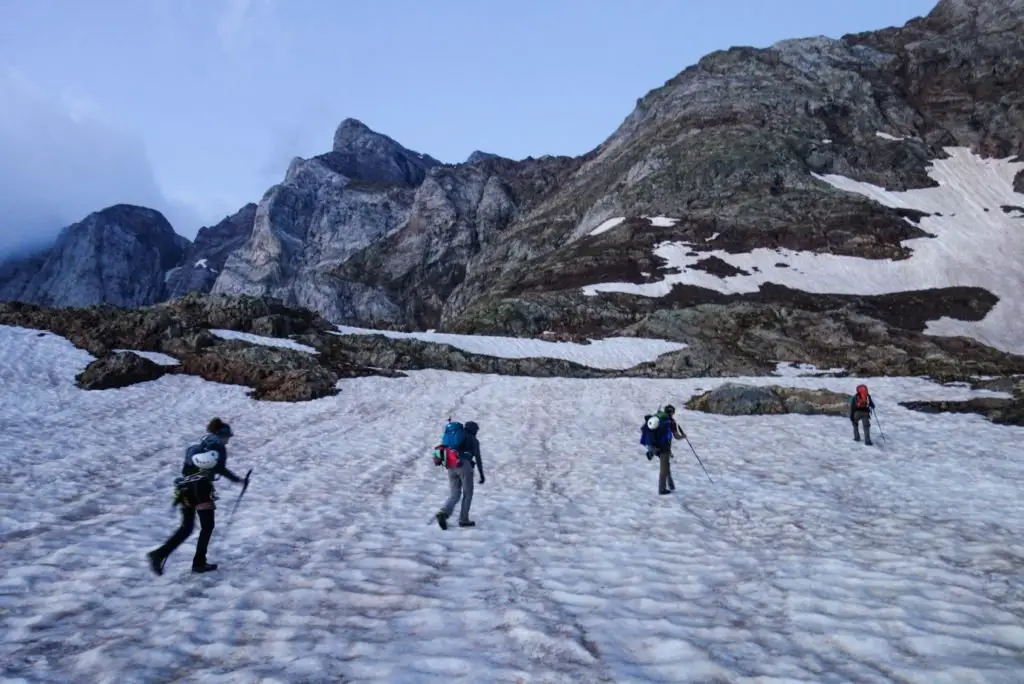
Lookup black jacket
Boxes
[849,394,876,420]
[461,423,484,478]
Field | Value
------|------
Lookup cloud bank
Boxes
[0,68,201,258]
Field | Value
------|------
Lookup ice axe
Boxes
[221,469,252,544]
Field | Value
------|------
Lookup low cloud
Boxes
[0,67,201,258]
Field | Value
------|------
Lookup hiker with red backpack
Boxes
[433,420,485,529]
[850,384,876,445]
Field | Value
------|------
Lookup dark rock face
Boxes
[165,204,257,298]
[0,205,187,308]
[684,383,850,416]
[75,351,169,390]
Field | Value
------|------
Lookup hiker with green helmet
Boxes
[640,405,686,495]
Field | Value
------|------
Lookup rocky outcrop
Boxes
[0,295,617,401]
[0,294,351,401]
[303,331,611,379]
[76,351,169,390]
[900,397,1024,426]
[685,383,851,416]
[177,341,341,402]
[165,204,257,298]
[0,292,329,357]
[0,205,187,308]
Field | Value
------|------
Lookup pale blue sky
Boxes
[0,0,938,254]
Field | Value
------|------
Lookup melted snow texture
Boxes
[581,147,1024,355]
[2,325,1023,683]
[333,326,687,370]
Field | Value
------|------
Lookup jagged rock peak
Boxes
[466,150,503,164]
[325,117,443,187]
[90,204,178,238]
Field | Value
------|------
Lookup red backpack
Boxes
[854,384,870,409]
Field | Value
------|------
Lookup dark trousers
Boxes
[658,449,675,493]
[154,506,215,568]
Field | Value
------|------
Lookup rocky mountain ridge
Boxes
[1,0,1022,378]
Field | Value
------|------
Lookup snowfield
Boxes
[2,324,1023,683]
[582,147,1024,356]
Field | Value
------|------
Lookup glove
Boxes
[646,449,654,461]
[479,475,485,484]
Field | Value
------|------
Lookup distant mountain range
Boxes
[2,0,1023,378]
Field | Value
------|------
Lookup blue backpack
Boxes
[433,421,466,468]
[640,414,671,449]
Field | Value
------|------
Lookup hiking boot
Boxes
[458,520,476,527]
[435,511,449,530]
[659,489,672,495]
[192,563,218,573]
[864,440,873,446]
[854,435,861,442]
[147,550,165,576]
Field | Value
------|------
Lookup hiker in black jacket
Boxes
[148,418,246,575]
[850,384,876,446]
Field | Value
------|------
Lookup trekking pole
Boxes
[872,409,885,442]
[683,437,714,484]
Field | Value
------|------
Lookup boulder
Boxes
[685,383,850,416]
[76,351,168,391]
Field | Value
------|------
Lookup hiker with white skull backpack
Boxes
[147,418,248,575]
[433,420,485,529]
[640,405,687,495]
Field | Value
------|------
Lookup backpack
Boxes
[433,421,466,469]
[854,384,870,410]
[640,413,672,449]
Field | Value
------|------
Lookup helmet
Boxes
[646,416,660,431]
[664,404,676,415]
[191,450,219,470]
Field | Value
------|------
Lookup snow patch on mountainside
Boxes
[333,326,686,370]
[588,217,625,236]
[581,147,1024,355]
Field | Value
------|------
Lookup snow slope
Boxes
[2,324,1023,683]
[334,326,686,370]
[581,147,1024,355]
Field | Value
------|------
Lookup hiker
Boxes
[433,420,485,529]
[850,384,876,445]
[148,418,247,575]
[642,404,686,495]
